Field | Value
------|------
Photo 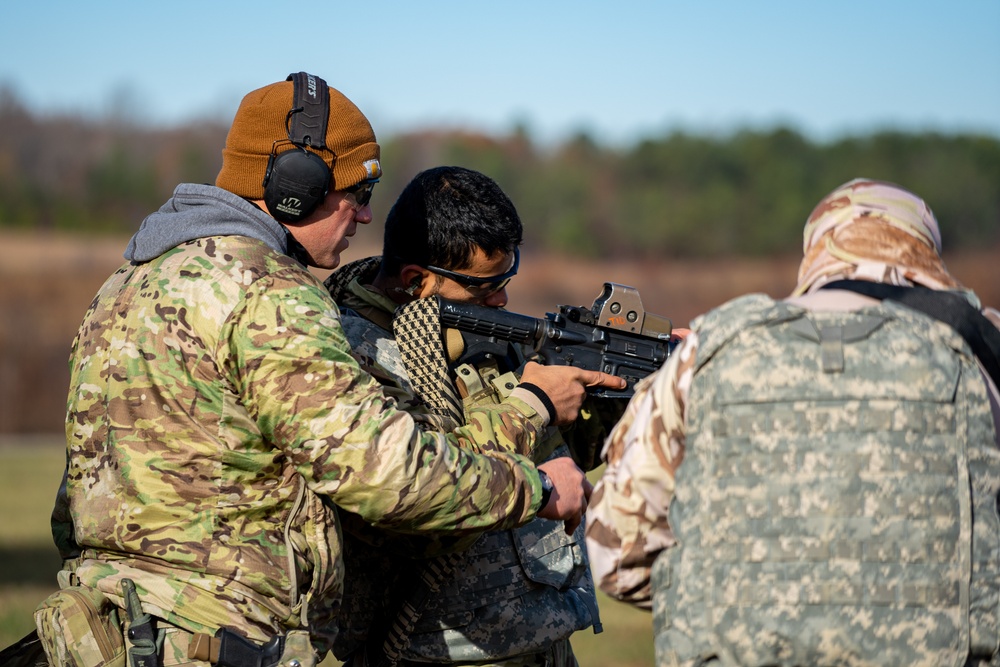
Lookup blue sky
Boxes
[2,1,998,146]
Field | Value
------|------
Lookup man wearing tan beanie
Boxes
[37,72,624,667]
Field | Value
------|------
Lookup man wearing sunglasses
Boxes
[324,166,615,667]
[40,76,623,667]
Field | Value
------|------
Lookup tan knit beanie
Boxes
[216,76,382,198]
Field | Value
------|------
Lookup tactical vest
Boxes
[338,308,599,662]
[653,294,1000,667]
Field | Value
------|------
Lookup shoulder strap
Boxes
[822,279,1000,389]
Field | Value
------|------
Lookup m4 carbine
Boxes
[436,282,678,398]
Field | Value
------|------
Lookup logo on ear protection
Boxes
[276,196,304,217]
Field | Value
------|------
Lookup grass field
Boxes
[0,439,655,666]
[0,441,65,651]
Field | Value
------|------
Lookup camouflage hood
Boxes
[792,178,967,298]
[124,183,289,263]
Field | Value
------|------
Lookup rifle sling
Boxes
[821,280,1000,390]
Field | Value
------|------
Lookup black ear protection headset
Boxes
[262,72,333,223]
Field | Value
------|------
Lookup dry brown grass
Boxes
[1,230,997,433]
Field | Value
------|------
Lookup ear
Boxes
[399,264,431,297]
[399,264,425,288]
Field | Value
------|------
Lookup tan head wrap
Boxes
[793,178,965,297]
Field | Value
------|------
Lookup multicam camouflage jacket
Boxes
[49,184,549,655]
[324,257,603,665]
[588,289,1000,667]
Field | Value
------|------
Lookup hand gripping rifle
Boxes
[437,282,678,398]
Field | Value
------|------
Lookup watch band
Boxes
[537,469,554,509]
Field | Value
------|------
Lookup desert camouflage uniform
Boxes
[587,288,1000,667]
[49,184,550,659]
[324,257,603,667]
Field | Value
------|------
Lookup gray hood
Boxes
[124,183,289,263]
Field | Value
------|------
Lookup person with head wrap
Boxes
[795,177,971,295]
[586,178,1000,667]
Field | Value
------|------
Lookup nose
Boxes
[483,287,509,308]
[354,203,373,224]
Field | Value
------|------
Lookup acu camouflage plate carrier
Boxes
[653,294,1000,667]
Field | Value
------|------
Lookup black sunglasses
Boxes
[343,180,377,208]
[425,247,520,295]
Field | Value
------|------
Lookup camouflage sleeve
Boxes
[226,271,544,535]
[585,332,699,608]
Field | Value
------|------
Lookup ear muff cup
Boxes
[261,72,333,223]
[263,148,331,223]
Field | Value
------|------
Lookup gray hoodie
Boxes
[124,183,290,263]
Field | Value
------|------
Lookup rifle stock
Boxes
[437,282,678,398]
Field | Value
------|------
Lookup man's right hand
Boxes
[519,361,625,425]
[536,456,593,535]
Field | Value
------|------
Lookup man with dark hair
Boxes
[587,178,1000,667]
[32,75,621,667]
[324,166,613,667]
[360,164,522,309]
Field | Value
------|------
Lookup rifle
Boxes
[437,282,678,398]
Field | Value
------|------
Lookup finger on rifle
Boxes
[584,370,627,390]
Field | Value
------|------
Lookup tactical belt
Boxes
[187,629,285,667]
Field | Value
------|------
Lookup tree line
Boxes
[2,87,998,257]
